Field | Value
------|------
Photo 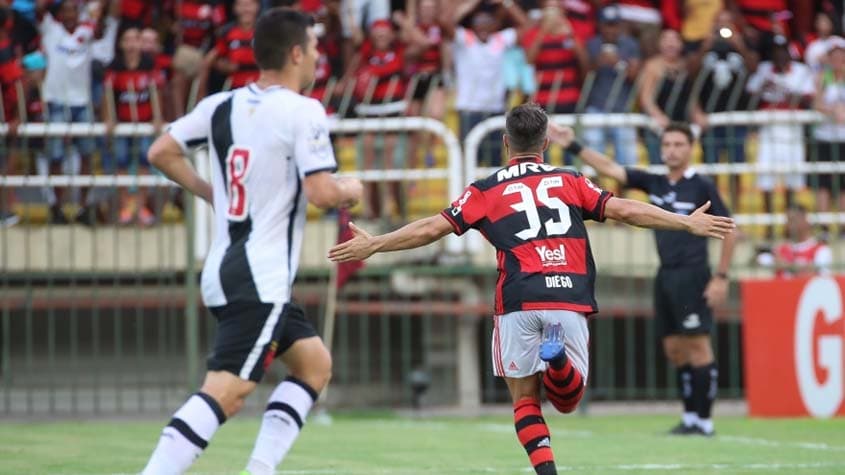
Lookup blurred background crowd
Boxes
[0,0,843,250]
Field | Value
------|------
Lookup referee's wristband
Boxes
[566,140,583,156]
[714,272,728,280]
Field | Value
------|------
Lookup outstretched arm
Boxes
[547,123,628,184]
[604,198,735,239]
[328,214,454,262]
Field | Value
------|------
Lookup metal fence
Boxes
[2,69,844,416]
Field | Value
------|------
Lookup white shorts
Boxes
[492,310,590,380]
[756,124,805,191]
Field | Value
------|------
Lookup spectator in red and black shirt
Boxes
[170,0,227,115]
[396,0,447,105]
[353,19,407,114]
[209,0,259,90]
[140,27,174,119]
[394,0,449,167]
[175,0,226,50]
[141,27,172,79]
[104,26,165,227]
[351,19,407,218]
[522,0,587,115]
[328,104,734,475]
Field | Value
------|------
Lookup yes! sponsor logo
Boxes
[535,244,567,267]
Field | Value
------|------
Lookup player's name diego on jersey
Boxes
[545,275,574,288]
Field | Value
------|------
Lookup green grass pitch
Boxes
[2,413,844,474]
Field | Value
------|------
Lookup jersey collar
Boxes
[248,83,286,94]
[507,154,544,164]
[668,167,696,185]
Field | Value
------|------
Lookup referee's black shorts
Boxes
[654,265,713,338]
[206,301,319,382]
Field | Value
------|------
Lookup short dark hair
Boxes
[662,122,694,143]
[505,103,548,153]
[253,8,314,71]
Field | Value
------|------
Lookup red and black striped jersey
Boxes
[522,28,582,113]
[215,23,258,88]
[357,41,406,103]
[411,24,443,74]
[177,0,226,49]
[106,55,163,122]
[441,156,613,315]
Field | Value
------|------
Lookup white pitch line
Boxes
[92,462,845,475]
[359,420,844,453]
[720,435,845,452]
[477,422,594,437]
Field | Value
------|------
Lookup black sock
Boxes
[549,351,568,370]
[677,364,694,419]
[535,461,557,475]
[691,362,718,420]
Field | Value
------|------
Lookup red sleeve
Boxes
[574,174,613,222]
[441,185,487,235]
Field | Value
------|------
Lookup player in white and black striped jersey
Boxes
[140,8,362,475]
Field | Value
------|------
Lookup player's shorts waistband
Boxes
[495,309,587,319]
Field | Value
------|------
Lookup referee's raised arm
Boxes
[547,123,628,185]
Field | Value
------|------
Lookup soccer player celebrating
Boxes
[328,103,734,475]
[556,122,736,436]
[140,8,362,475]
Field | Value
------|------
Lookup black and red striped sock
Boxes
[543,356,585,414]
[514,397,557,475]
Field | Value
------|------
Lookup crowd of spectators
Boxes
[0,0,843,234]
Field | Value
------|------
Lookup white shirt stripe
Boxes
[239,302,283,380]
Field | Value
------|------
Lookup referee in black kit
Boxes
[549,122,736,436]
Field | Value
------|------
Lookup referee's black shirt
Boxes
[625,168,731,268]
